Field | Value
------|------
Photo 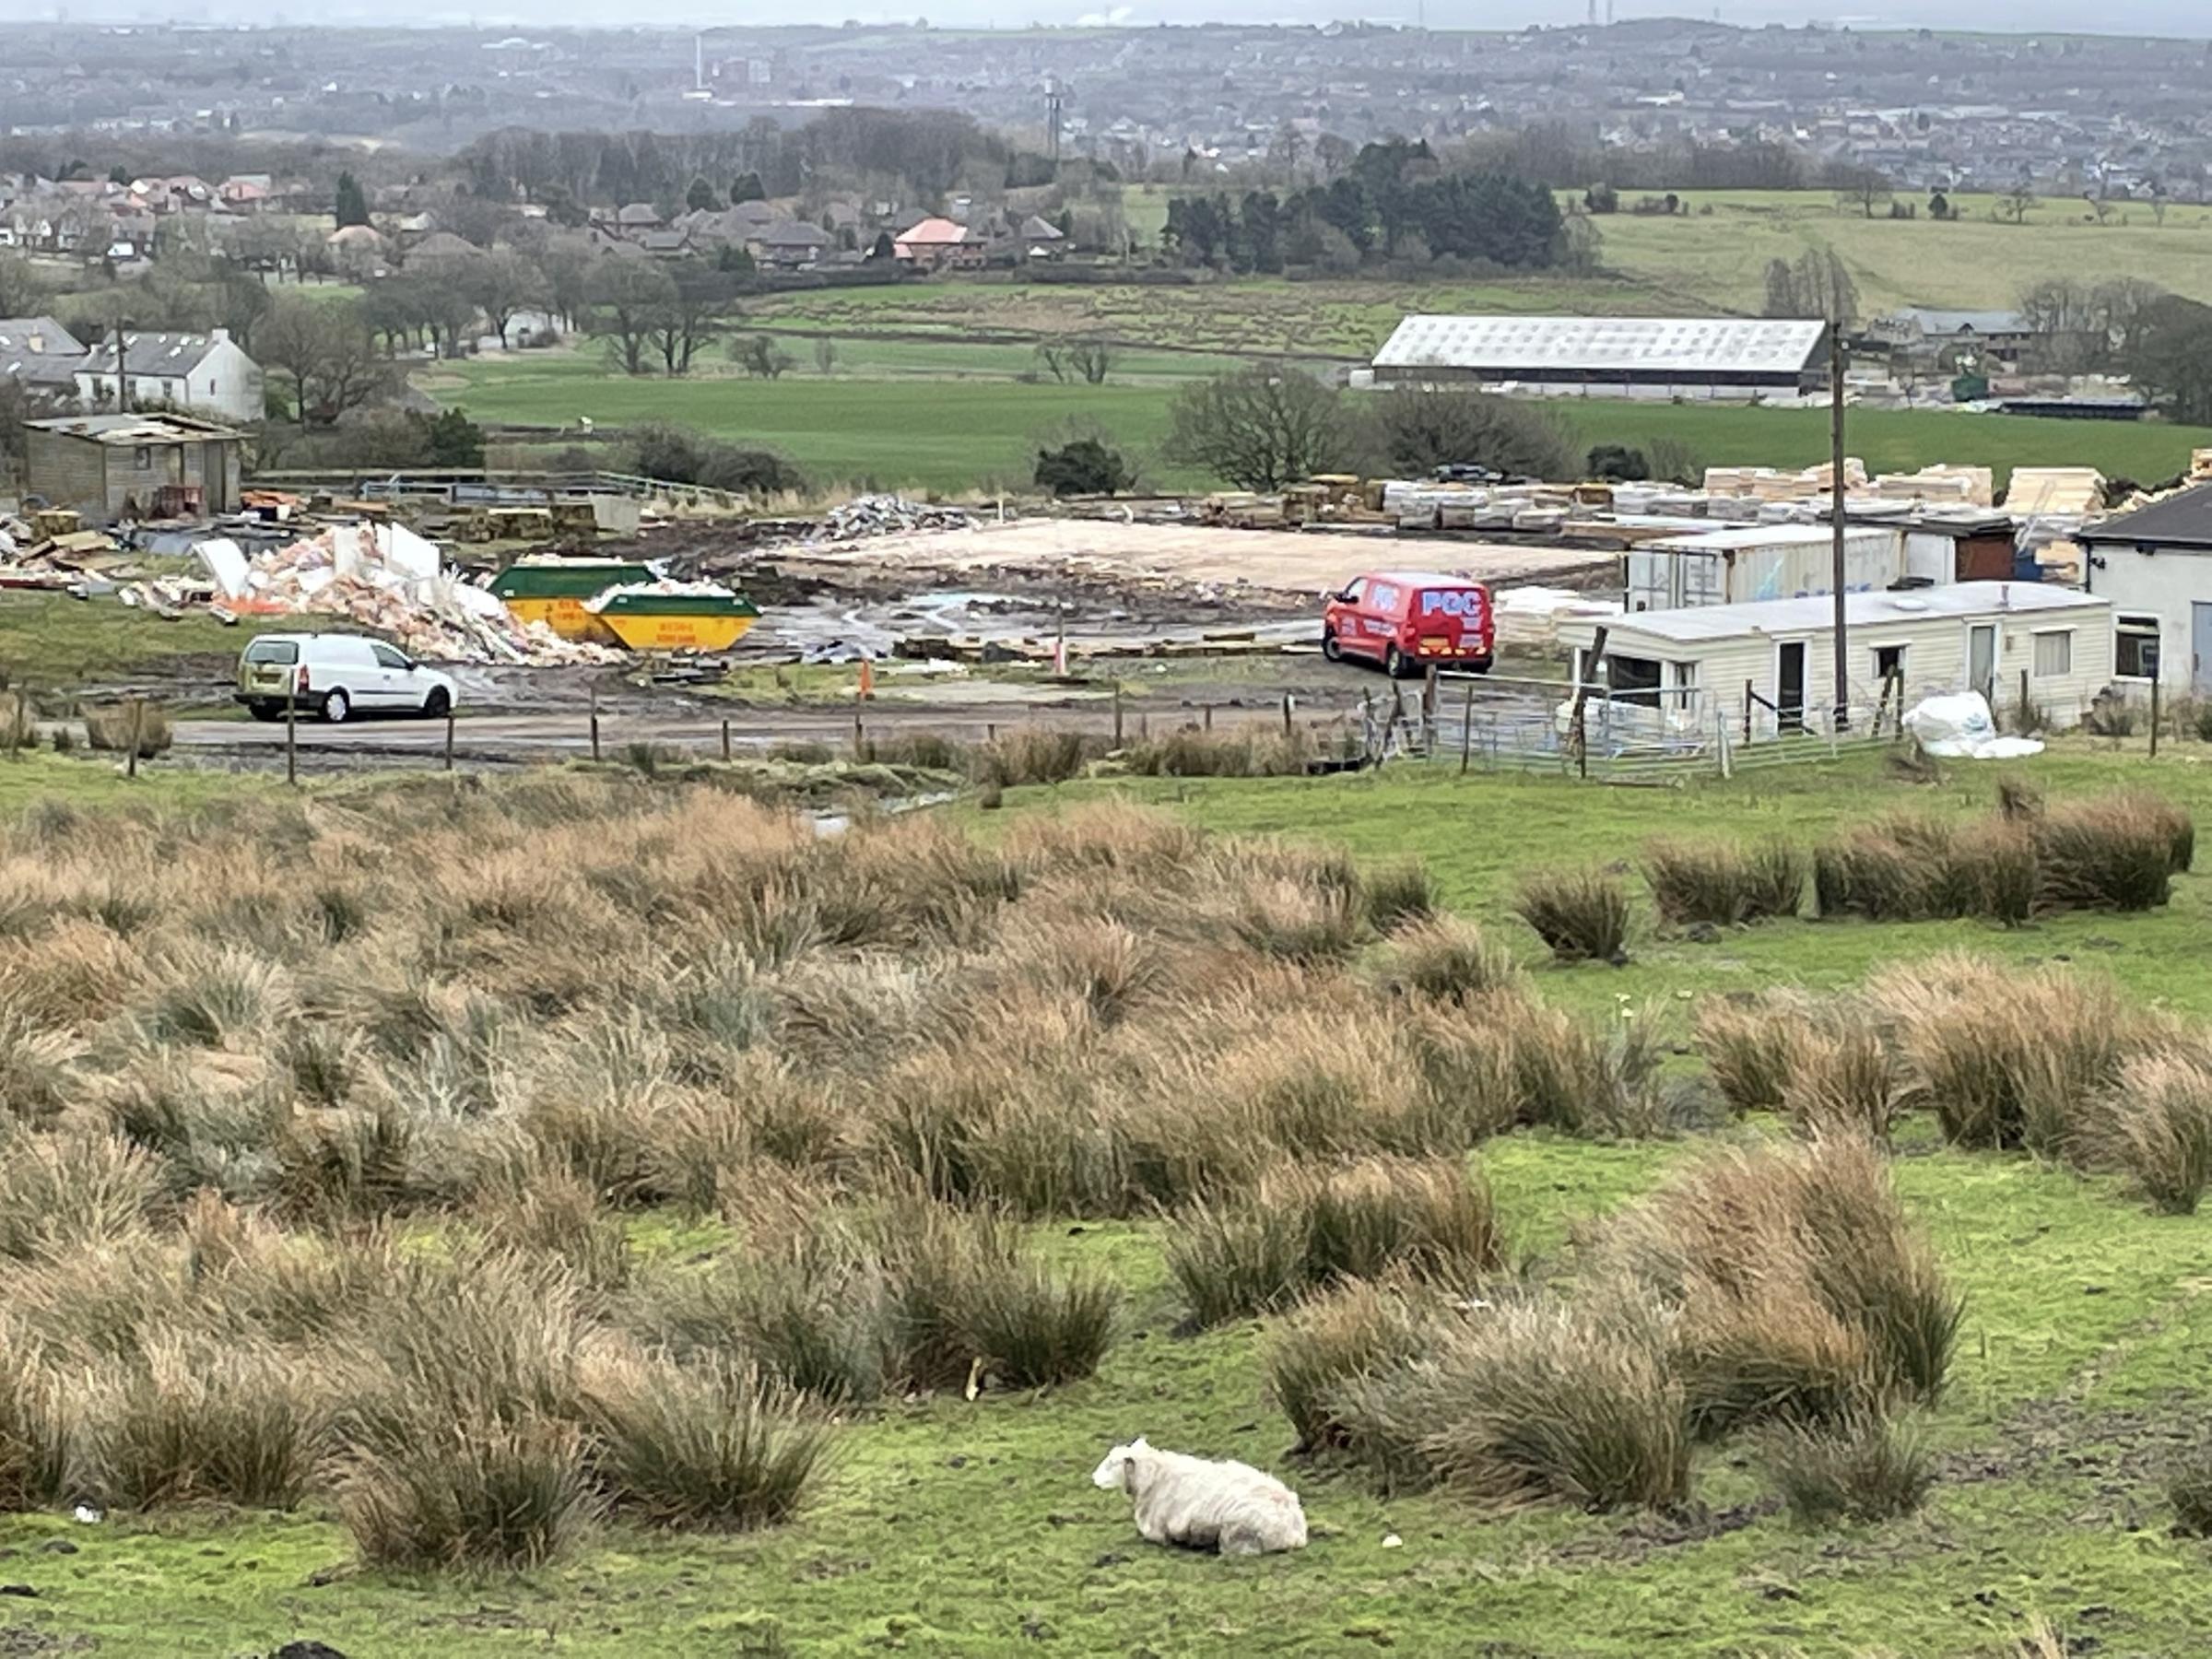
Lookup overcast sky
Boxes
[0,0,2203,38]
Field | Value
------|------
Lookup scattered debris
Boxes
[813,495,979,543]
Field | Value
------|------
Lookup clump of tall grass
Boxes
[2031,796,2179,912]
[2170,1442,2212,1537]
[82,701,173,759]
[1372,916,1520,1005]
[1265,1276,1453,1455]
[1814,816,2036,925]
[78,1335,326,1510]
[1757,1406,1934,1526]
[970,728,1106,788]
[1783,1024,1900,1142]
[0,1128,159,1259]
[338,1413,598,1571]
[1118,726,1313,780]
[1361,858,1439,934]
[583,1357,829,1531]
[1642,839,1805,926]
[1596,1138,1960,1435]
[1693,994,1807,1114]
[1327,1294,1690,1510]
[2088,1053,2212,1215]
[1167,1157,1501,1325]
[1513,868,1629,963]
[0,1332,70,1511]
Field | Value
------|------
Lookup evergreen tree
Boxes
[334,171,371,229]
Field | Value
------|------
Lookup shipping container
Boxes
[1626,524,1906,613]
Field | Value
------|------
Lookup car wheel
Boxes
[1322,629,1342,663]
[322,688,351,724]
[247,700,282,723]
[423,687,451,719]
[1383,645,1408,679]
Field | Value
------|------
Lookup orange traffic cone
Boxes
[857,657,876,701]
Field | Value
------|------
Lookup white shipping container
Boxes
[1627,525,1904,613]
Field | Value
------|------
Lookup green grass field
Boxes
[438,345,2212,495]
[6,744,2212,1653]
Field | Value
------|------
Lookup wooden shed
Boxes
[1557,582,2114,738]
[21,412,244,525]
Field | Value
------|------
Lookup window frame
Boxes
[2030,628,2074,680]
[2115,614,2161,681]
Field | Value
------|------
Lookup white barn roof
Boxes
[1372,315,1826,376]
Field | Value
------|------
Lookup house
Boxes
[1556,582,2115,738]
[21,412,245,524]
[894,216,984,272]
[638,227,696,258]
[1368,315,1830,401]
[751,220,832,269]
[404,230,480,269]
[1018,214,1067,261]
[1872,308,2038,367]
[2077,482,2212,693]
[0,317,88,397]
[615,203,665,236]
[74,329,265,425]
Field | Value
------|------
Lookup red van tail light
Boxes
[296,665,311,692]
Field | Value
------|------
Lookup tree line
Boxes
[1162,140,1573,276]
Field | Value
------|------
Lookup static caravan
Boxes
[1625,524,1908,613]
[1557,582,2113,739]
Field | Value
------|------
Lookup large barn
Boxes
[1366,315,1829,402]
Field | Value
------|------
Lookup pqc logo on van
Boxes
[1418,589,1486,620]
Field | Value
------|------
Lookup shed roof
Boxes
[2078,483,2212,550]
[1641,524,1884,555]
[758,220,833,247]
[1372,315,1827,376]
[1567,582,2103,648]
[24,412,241,443]
[1890,307,2029,335]
[896,216,970,246]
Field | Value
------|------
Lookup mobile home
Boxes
[1557,582,2113,739]
[1626,524,1908,613]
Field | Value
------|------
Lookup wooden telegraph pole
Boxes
[1830,325,1850,731]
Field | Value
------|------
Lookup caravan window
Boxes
[2116,616,2160,680]
[1872,644,1906,683]
[1605,653,1665,707]
[2031,629,2073,678]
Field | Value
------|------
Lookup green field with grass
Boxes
[437,345,2212,495]
[3,742,2212,1653]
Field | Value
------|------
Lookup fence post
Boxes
[1743,679,1753,746]
[1459,679,1475,775]
[2150,676,2162,759]
[1422,665,1439,755]
[1113,685,1124,747]
[1360,691,1373,761]
[853,712,865,759]
[1203,704,1213,733]
[285,689,297,787]
[589,684,601,763]
[1281,693,1293,738]
[721,718,732,763]
[2018,668,2030,735]
[444,705,456,772]
[125,699,142,780]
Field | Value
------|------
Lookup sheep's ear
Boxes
[1130,1436,1149,1451]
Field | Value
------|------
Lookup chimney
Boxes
[211,327,229,344]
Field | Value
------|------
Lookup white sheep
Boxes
[1090,1437,1309,1557]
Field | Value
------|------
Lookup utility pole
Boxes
[1830,324,1849,730]
[112,314,128,411]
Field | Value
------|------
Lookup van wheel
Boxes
[322,688,351,724]
[1383,645,1410,679]
[1322,629,1343,663]
[423,687,451,719]
[247,701,283,723]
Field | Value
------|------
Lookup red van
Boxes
[1323,571,1494,678]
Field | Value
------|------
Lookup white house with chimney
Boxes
[73,329,265,424]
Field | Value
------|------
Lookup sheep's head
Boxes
[1091,1437,1148,1490]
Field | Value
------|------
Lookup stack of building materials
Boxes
[1703,460,1870,500]
[213,523,618,665]
[2193,449,2212,483]
[1869,465,1994,507]
[2005,468,2107,518]
[1492,585,1623,649]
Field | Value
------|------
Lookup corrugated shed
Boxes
[1372,315,1826,376]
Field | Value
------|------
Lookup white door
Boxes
[1968,625,1997,703]
[368,643,414,709]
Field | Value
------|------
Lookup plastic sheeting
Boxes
[1902,691,2045,760]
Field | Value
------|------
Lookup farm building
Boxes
[2077,481,2212,693]
[1557,582,2113,737]
[1627,524,1907,613]
[21,411,244,524]
[1365,315,1828,401]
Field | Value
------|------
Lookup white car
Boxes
[235,633,457,725]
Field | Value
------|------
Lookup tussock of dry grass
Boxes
[1642,839,1805,926]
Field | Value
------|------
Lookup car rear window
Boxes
[242,640,298,665]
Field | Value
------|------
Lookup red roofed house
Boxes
[893,216,983,273]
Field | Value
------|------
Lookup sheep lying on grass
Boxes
[1091,1438,1308,1556]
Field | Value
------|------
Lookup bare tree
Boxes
[463,251,550,350]
[813,335,838,376]
[583,259,677,377]
[255,295,390,426]
[1994,183,2039,226]
[1165,365,1348,491]
[1830,167,1893,220]
[730,335,794,379]
[1066,337,1115,385]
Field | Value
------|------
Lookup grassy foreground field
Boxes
[3,743,2212,1654]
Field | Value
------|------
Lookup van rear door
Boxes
[1411,586,1488,658]
[240,638,298,700]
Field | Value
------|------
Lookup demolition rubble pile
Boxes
[812,495,979,544]
[208,524,618,666]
